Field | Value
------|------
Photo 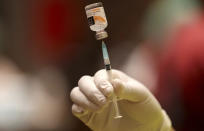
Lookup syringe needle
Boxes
[102,41,122,119]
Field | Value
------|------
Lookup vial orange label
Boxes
[91,8,100,12]
[94,16,106,23]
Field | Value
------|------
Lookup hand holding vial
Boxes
[70,69,172,131]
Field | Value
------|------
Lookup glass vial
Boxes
[85,2,108,40]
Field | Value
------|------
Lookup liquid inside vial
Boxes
[85,2,108,32]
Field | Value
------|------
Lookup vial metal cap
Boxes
[96,31,108,40]
[85,2,103,10]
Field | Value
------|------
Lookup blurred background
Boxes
[0,0,203,130]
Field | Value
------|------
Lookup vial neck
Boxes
[96,30,108,40]
[96,30,106,34]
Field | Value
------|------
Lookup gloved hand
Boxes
[70,69,172,131]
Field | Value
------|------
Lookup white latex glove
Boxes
[70,69,172,131]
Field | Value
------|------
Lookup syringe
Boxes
[102,41,122,119]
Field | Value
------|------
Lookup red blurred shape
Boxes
[29,0,80,64]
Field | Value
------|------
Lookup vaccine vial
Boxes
[85,2,108,40]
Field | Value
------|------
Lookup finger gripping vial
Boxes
[85,2,108,40]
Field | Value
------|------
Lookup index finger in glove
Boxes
[93,69,114,98]
[78,75,107,107]
[94,69,150,102]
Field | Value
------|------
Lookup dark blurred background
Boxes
[0,0,203,130]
